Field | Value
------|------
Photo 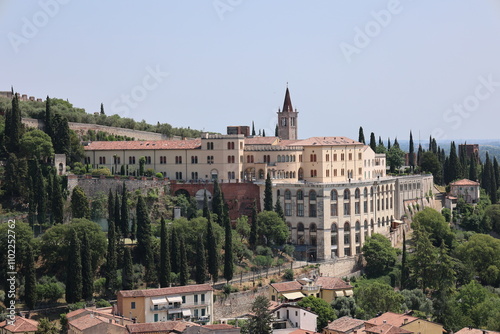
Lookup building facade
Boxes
[82,88,434,261]
[116,284,214,324]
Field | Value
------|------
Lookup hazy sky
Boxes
[2,1,500,143]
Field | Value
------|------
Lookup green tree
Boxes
[369,132,376,152]
[136,195,155,284]
[412,207,454,248]
[45,96,53,138]
[274,196,284,220]
[114,190,121,238]
[409,131,415,170]
[121,182,129,237]
[223,203,233,282]
[71,186,89,219]
[20,129,54,161]
[235,215,250,242]
[332,296,358,318]
[24,243,37,310]
[455,234,500,284]
[249,201,258,250]
[399,289,433,317]
[35,161,48,225]
[257,211,288,246]
[159,218,171,288]
[355,281,404,319]
[81,231,94,301]
[66,229,82,303]
[387,145,405,173]
[52,174,64,224]
[212,178,223,220]
[170,227,180,274]
[420,151,442,184]
[362,233,398,278]
[252,121,256,136]
[264,172,273,211]
[358,126,365,144]
[105,213,117,296]
[298,295,336,330]
[207,216,219,282]
[139,156,146,176]
[469,155,478,181]
[122,246,133,290]
[35,318,58,334]
[5,92,22,153]
[3,153,28,198]
[179,234,189,286]
[241,296,272,334]
[401,231,409,290]
[195,233,207,284]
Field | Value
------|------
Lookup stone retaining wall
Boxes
[214,287,269,320]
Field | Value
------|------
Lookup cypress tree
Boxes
[207,216,219,283]
[223,203,233,282]
[409,131,415,170]
[105,209,117,296]
[494,157,500,191]
[490,159,498,204]
[35,164,47,225]
[275,124,278,137]
[52,113,71,156]
[100,103,105,115]
[46,170,54,224]
[482,153,491,193]
[195,233,207,284]
[459,144,468,179]
[387,137,391,150]
[24,243,36,310]
[393,137,399,148]
[212,178,223,220]
[45,96,53,139]
[108,189,114,225]
[136,195,155,284]
[5,92,22,153]
[274,196,284,220]
[417,144,423,167]
[378,136,383,146]
[249,200,258,250]
[71,186,89,219]
[160,218,171,288]
[115,190,121,238]
[121,182,129,238]
[469,156,478,181]
[202,190,210,220]
[401,230,408,290]
[122,247,133,290]
[130,216,136,242]
[170,227,180,274]
[252,121,256,136]
[264,173,273,211]
[369,132,376,152]
[179,234,189,286]
[262,129,266,137]
[358,127,365,144]
[28,176,37,227]
[66,229,82,303]
[52,174,64,224]
[447,142,460,183]
[81,231,93,301]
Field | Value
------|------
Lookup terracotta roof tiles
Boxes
[118,283,213,298]
[315,277,353,290]
[365,323,412,334]
[295,137,362,146]
[244,137,279,145]
[366,312,418,327]
[324,316,365,332]
[450,179,480,186]
[456,328,500,334]
[0,316,39,333]
[126,321,192,333]
[84,139,201,151]
[270,280,303,292]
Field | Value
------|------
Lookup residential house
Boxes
[271,304,318,332]
[117,284,213,324]
[315,277,353,304]
[183,324,240,333]
[0,316,38,334]
[270,281,305,303]
[456,328,500,334]
[68,313,127,334]
[126,321,194,333]
[364,323,412,334]
[323,316,365,334]
[365,312,444,334]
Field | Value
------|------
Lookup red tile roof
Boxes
[450,179,480,186]
[270,280,303,292]
[118,283,213,298]
[126,321,193,333]
[365,323,412,334]
[203,324,238,330]
[66,308,88,319]
[315,277,353,290]
[324,316,365,332]
[244,137,279,145]
[0,316,39,333]
[84,139,201,151]
[456,328,500,334]
[288,329,322,334]
[69,314,104,331]
[366,312,418,327]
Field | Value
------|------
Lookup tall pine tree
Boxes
[409,131,415,171]
[469,155,478,181]
[264,173,273,211]
[5,92,22,153]
[24,243,36,310]
[159,218,171,288]
[212,178,223,221]
[136,195,155,285]
[249,200,258,250]
[223,203,233,282]
[358,127,365,144]
[195,233,207,284]
[122,247,133,290]
[170,227,180,274]
[52,174,64,224]
[114,190,121,239]
[121,182,129,238]
[207,215,219,283]
[105,206,117,296]
[202,190,210,220]
[66,229,82,303]
[179,234,189,286]
[81,231,93,301]
[369,132,376,152]
[274,196,284,220]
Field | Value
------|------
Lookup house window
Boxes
[160,156,167,164]
[154,314,159,322]
[309,204,317,217]
[175,156,182,164]
[297,203,304,217]
[113,156,121,164]
[145,156,151,164]
[285,203,292,216]
[333,154,337,161]
[99,156,106,164]
[201,294,205,303]
[129,156,136,164]
[297,190,303,200]
[182,296,186,303]
[201,309,206,316]
[131,302,136,309]
[349,153,353,160]
[191,172,198,180]
[207,156,214,164]
[341,154,345,161]
[207,142,214,150]
[175,172,183,180]
[326,154,330,162]
[326,169,330,177]
[191,156,198,164]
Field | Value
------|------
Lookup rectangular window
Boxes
[201,294,205,303]
[326,169,330,177]
[285,203,292,216]
[344,203,350,215]
[358,168,362,175]
[309,204,317,217]
[201,309,206,316]
[349,153,352,160]
[355,202,360,214]
[334,169,338,177]
[341,169,345,176]
[154,314,159,322]
[341,154,345,161]
[331,203,338,216]
[358,153,362,160]
[194,309,199,317]
[131,302,136,309]
[182,296,186,303]
[297,203,304,217]
[333,154,337,161]
[326,154,330,162]
[364,201,368,213]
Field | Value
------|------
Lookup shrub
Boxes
[91,167,111,176]
[36,276,65,303]
[95,299,111,307]
[283,269,294,281]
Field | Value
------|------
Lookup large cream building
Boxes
[83,88,434,260]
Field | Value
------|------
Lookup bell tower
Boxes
[277,86,298,140]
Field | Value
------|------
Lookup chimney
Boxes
[383,320,387,324]
[403,318,408,324]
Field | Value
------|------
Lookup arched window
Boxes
[309,190,317,201]
[371,219,375,234]
[331,190,338,217]
[364,220,368,238]
[364,187,368,197]
[281,155,285,162]
[286,171,290,178]
[286,155,290,162]
[297,190,303,200]
[285,190,291,200]
[297,223,305,245]
[310,223,317,246]
[277,155,281,162]
[355,188,360,199]
[331,190,338,201]
[298,168,304,180]
[331,223,338,257]
[344,222,351,256]
[258,169,264,179]
[355,221,361,243]
[344,189,350,200]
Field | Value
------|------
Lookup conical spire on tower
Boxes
[282,87,294,113]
